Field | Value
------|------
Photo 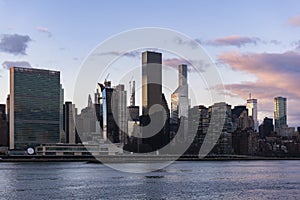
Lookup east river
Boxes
[0,160,299,199]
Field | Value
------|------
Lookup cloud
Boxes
[269,40,281,45]
[292,40,300,51]
[0,34,32,55]
[219,51,300,76]
[207,35,260,47]
[163,58,186,68]
[2,61,32,69]
[288,15,300,27]
[218,50,300,126]
[174,35,281,49]
[36,26,52,37]
[93,51,140,58]
[173,37,199,49]
[163,58,206,72]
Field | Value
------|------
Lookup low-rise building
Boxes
[35,143,123,156]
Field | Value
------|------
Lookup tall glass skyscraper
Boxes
[274,96,287,129]
[171,64,189,141]
[9,67,61,150]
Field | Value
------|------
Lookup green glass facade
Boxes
[10,67,60,150]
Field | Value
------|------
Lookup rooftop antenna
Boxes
[249,93,251,100]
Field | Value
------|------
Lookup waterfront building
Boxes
[9,67,60,150]
[208,102,233,154]
[63,101,80,144]
[35,142,123,156]
[0,104,8,147]
[232,128,258,155]
[185,105,209,154]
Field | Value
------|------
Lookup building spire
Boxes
[88,94,93,107]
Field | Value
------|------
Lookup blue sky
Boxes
[1,0,300,126]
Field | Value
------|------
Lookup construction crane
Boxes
[104,73,110,82]
[129,76,133,94]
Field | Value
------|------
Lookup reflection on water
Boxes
[0,161,300,199]
[145,175,164,179]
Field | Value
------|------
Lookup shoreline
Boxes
[1,155,300,163]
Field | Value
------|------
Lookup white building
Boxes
[246,95,258,132]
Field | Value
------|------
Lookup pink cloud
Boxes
[163,58,186,68]
[218,51,300,127]
[163,58,205,72]
[288,15,300,27]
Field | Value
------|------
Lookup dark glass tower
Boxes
[0,104,8,147]
[9,67,60,150]
[141,51,170,151]
[142,51,162,115]
[274,96,287,129]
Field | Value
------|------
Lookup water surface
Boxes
[0,161,299,199]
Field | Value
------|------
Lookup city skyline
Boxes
[2,51,297,156]
[1,2,300,199]
[0,1,300,127]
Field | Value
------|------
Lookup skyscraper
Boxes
[63,101,77,144]
[141,51,168,150]
[114,84,127,144]
[274,96,287,129]
[171,64,189,141]
[142,51,162,116]
[59,84,64,143]
[232,106,253,131]
[127,80,140,143]
[259,117,274,138]
[9,67,60,150]
[246,94,258,132]
[186,105,209,154]
[128,80,139,121]
[0,104,8,147]
[102,86,118,143]
[208,102,233,154]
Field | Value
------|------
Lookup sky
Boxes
[0,0,300,126]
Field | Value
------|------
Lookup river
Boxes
[0,160,299,199]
